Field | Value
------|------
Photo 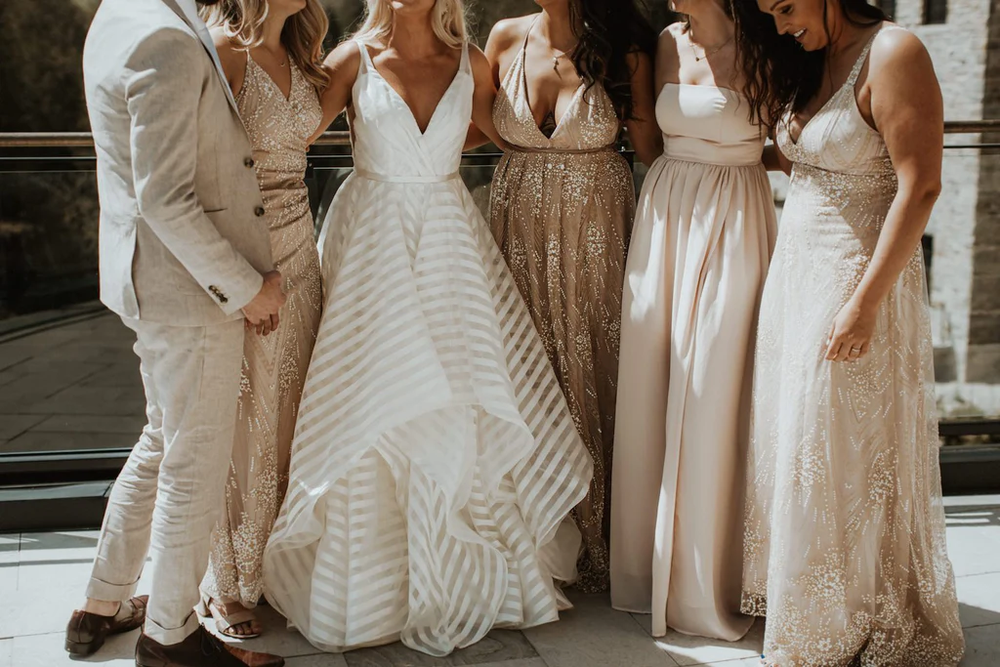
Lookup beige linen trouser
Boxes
[86,317,244,644]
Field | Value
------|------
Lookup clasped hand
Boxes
[242,270,286,336]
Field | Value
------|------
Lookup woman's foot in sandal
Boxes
[198,595,262,639]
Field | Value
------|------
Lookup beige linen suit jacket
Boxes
[83,0,273,325]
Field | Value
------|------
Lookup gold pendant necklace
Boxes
[688,34,733,62]
[551,50,571,72]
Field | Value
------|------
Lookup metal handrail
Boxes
[0,131,355,149]
[2,119,1000,149]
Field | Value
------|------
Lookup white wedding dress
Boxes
[262,41,593,657]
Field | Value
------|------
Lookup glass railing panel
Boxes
[933,147,1000,439]
[0,149,997,463]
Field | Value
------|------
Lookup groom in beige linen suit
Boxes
[65,0,287,665]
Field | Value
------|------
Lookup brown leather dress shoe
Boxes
[65,595,149,656]
[135,626,284,667]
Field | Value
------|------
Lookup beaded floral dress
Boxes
[490,17,635,592]
[741,28,964,666]
[202,54,323,607]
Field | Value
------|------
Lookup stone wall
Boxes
[970,0,1000,383]
[893,0,994,385]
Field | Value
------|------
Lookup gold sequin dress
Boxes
[741,28,965,666]
[490,21,634,593]
[202,54,323,607]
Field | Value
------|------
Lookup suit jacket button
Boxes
[208,285,228,304]
[244,157,255,168]
[254,206,265,217]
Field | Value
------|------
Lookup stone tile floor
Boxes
[1,496,998,667]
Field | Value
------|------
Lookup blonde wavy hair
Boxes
[202,0,331,90]
[352,0,467,49]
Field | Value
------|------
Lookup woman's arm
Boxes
[762,143,791,173]
[825,29,944,362]
[468,45,507,151]
[624,50,663,167]
[466,20,521,150]
[307,41,361,145]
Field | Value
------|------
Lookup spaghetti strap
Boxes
[355,39,372,74]
[522,15,540,54]
[460,41,471,75]
[234,49,252,100]
[847,25,893,86]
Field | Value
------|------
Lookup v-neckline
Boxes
[518,54,584,142]
[365,45,465,137]
[785,26,883,146]
[785,85,844,146]
[248,54,295,103]
[515,17,584,142]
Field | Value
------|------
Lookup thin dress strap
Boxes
[522,15,540,55]
[355,39,373,74]
[235,49,252,101]
[460,40,471,76]
[847,25,889,86]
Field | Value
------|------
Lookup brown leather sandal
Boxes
[65,595,148,656]
[196,593,261,639]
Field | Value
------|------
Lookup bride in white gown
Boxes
[262,0,593,657]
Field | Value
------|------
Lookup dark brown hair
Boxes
[732,0,885,127]
[569,0,658,121]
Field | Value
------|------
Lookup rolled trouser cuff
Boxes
[143,608,201,646]
[85,575,140,603]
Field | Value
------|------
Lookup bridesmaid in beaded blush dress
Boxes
[482,0,661,592]
[197,0,327,639]
[734,0,964,663]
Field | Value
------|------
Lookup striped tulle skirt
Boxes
[261,173,593,657]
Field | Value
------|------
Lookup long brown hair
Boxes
[732,0,885,128]
[202,0,331,90]
[569,0,658,121]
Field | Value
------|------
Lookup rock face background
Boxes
[0,0,678,132]
[0,0,674,318]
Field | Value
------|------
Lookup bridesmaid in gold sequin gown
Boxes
[198,0,327,639]
[482,2,661,591]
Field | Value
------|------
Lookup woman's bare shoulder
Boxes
[323,39,362,72]
[487,14,535,51]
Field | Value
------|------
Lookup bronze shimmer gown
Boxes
[490,25,635,592]
[202,54,323,607]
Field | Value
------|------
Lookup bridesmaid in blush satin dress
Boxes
[610,4,776,641]
[484,2,661,593]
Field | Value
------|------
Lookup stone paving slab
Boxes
[0,500,998,666]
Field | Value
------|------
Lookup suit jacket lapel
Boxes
[159,0,240,113]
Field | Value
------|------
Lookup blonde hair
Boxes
[202,0,331,90]
[351,0,467,50]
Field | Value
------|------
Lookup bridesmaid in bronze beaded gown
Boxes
[198,0,327,639]
[484,3,661,591]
